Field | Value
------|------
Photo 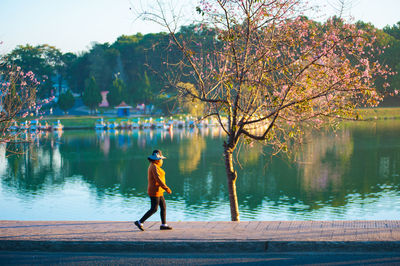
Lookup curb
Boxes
[1,240,400,253]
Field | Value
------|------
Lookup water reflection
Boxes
[0,121,399,221]
[179,131,206,174]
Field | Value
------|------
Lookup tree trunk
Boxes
[224,148,240,221]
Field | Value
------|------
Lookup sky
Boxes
[0,0,399,55]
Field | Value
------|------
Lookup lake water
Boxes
[1,121,400,221]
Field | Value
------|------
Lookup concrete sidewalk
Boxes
[1,220,400,252]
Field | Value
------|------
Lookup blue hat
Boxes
[148,150,166,161]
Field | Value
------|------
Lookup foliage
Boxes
[5,44,62,99]
[57,90,75,114]
[65,52,90,95]
[381,22,400,94]
[153,92,176,115]
[384,22,400,40]
[107,77,127,107]
[356,21,400,94]
[82,76,102,114]
[5,18,400,112]
[58,52,77,92]
[0,60,42,147]
[143,0,391,221]
[87,43,119,92]
[177,83,205,117]
[135,71,154,104]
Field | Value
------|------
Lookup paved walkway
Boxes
[1,220,400,252]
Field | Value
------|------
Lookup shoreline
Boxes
[4,107,400,132]
[13,107,400,130]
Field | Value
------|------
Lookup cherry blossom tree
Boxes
[0,57,46,152]
[142,0,390,221]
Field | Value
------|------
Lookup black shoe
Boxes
[160,225,173,230]
[134,221,144,231]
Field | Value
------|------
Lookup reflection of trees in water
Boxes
[344,121,400,189]
[0,145,7,174]
[230,121,400,212]
[237,141,263,167]
[178,131,206,174]
[296,129,353,193]
[1,137,63,194]
[0,129,226,200]
[1,123,400,215]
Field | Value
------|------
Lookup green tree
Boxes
[82,76,102,114]
[88,43,119,92]
[107,77,127,107]
[6,44,62,99]
[382,22,400,97]
[136,71,154,104]
[111,34,143,86]
[58,52,77,92]
[57,90,75,114]
[111,33,171,106]
[383,22,400,40]
[65,52,90,95]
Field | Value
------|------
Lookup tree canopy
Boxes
[82,76,102,114]
[2,16,399,114]
[141,0,392,221]
[58,90,75,114]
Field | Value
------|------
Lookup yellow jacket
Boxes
[147,161,169,197]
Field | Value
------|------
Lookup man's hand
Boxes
[165,187,172,194]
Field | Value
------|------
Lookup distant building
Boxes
[115,101,132,117]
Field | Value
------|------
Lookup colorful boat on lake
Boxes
[39,121,50,131]
[107,119,119,130]
[95,118,107,130]
[131,118,141,129]
[53,120,64,131]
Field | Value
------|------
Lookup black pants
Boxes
[139,196,166,224]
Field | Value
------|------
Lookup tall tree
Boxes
[82,76,102,114]
[65,52,90,95]
[107,76,127,106]
[88,43,119,92]
[57,90,75,114]
[136,71,154,104]
[58,52,77,93]
[143,0,390,221]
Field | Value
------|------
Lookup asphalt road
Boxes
[1,251,400,265]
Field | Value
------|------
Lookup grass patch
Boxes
[357,107,400,120]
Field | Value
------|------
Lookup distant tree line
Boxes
[3,20,400,115]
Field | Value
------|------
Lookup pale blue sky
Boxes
[0,0,399,54]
